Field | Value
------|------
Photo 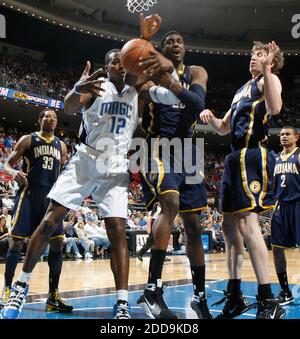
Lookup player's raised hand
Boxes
[261,41,280,71]
[75,61,106,97]
[200,109,215,124]
[140,13,162,40]
[139,50,174,75]
[14,171,28,186]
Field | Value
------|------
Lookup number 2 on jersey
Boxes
[110,117,126,134]
[281,174,286,187]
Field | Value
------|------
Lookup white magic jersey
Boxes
[78,78,139,172]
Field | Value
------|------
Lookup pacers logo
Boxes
[250,180,261,194]
[0,14,6,38]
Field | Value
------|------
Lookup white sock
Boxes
[116,289,128,303]
[19,271,31,284]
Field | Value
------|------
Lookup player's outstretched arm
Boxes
[60,141,68,165]
[3,135,31,185]
[200,109,231,136]
[261,41,283,116]
[64,61,105,115]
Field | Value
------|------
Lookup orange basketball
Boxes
[120,38,155,76]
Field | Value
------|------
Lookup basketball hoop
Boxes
[127,0,158,13]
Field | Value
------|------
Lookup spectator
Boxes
[84,216,110,255]
[0,216,9,259]
[1,207,12,231]
[63,221,82,259]
[8,180,19,195]
[2,193,14,210]
[74,220,94,258]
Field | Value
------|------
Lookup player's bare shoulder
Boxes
[189,65,208,88]
[16,134,32,151]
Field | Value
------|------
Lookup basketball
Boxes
[120,38,155,76]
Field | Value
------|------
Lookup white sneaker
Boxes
[84,252,93,258]
[75,253,82,259]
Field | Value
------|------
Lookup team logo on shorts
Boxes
[249,180,261,194]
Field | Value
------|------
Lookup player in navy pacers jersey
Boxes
[137,31,211,319]
[200,41,285,319]
[271,126,300,306]
[0,109,72,314]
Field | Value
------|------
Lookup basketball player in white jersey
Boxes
[1,14,162,320]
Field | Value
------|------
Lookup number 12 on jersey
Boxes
[110,117,126,134]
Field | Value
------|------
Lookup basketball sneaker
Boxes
[276,289,294,306]
[137,279,177,319]
[212,291,252,319]
[256,295,286,319]
[1,281,28,319]
[0,286,11,309]
[191,293,213,319]
[45,291,73,313]
[113,300,131,319]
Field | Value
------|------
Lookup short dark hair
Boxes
[281,126,299,135]
[160,30,183,49]
[105,49,121,65]
[39,108,55,121]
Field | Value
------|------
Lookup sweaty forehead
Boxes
[281,129,294,134]
[108,52,121,62]
[45,110,56,117]
[253,48,268,55]
[165,34,184,43]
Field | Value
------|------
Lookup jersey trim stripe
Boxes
[258,146,268,208]
[240,148,256,209]
[11,184,29,230]
[36,131,55,144]
[245,96,265,148]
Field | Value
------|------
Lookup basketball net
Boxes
[127,0,157,13]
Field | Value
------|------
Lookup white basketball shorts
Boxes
[48,145,129,219]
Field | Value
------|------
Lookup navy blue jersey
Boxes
[273,147,300,202]
[22,132,62,188]
[230,74,270,150]
[142,65,197,139]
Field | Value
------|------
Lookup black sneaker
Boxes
[137,280,177,319]
[137,252,143,262]
[191,293,213,319]
[256,296,286,319]
[213,291,252,319]
[276,289,294,306]
[45,291,73,313]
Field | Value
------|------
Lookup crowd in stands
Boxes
[1,50,299,127]
[0,52,80,100]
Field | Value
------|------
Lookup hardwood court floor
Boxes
[0,249,299,295]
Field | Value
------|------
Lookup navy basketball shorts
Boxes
[271,201,300,248]
[140,138,207,213]
[221,146,276,214]
[11,185,64,239]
